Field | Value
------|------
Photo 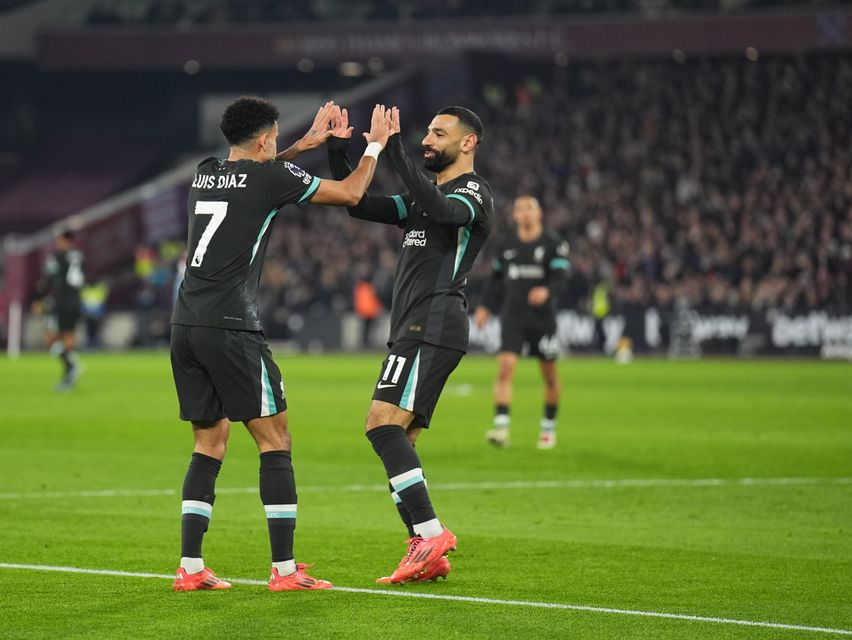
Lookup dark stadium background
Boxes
[1,0,850,358]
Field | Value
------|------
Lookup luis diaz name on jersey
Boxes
[192,173,248,189]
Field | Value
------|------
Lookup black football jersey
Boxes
[42,249,84,313]
[487,231,570,327]
[172,157,320,331]
[326,135,494,352]
[388,173,494,351]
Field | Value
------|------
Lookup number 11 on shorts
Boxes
[381,355,407,385]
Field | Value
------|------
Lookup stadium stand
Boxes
[2,2,851,353]
[267,54,852,326]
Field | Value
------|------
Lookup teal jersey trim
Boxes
[447,194,476,224]
[266,510,297,519]
[399,348,421,411]
[453,225,473,280]
[298,176,321,203]
[391,195,408,220]
[250,209,279,265]
[549,258,571,270]
[492,258,503,272]
[393,472,425,492]
[261,358,276,417]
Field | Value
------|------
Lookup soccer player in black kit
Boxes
[474,195,570,450]
[34,230,85,392]
[327,105,493,583]
[170,98,391,592]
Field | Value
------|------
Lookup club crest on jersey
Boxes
[284,162,313,184]
[534,246,545,262]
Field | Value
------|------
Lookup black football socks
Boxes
[542,404,558,432]
[260,450,298,574]
[367,425,442,538]
[180,452,221,572]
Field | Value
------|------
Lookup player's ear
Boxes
[461,133,477,153]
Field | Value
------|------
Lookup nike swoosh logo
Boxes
[376,382,397,389]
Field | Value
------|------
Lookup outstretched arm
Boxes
[384,107,476,227]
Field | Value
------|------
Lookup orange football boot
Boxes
[173,567,232,592]
[269,563,332,591]
[388,528,456,583]
[377,555,451,584]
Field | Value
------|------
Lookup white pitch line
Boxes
[0,563,849,637]
[0,477,849,501]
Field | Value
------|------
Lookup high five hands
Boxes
[286,101,400,159]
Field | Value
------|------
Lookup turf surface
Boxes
[0,353,850,639]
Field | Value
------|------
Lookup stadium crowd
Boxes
[254,54,852,328]
[104,54,852,339]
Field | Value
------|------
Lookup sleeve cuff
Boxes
[327,137,351,151]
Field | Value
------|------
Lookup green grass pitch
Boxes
[0,352,850,639]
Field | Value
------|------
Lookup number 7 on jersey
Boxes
[190,201,228,267]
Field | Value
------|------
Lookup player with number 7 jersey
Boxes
[169,97,391,593]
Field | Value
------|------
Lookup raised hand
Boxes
[297,101,335,151]
[386,106,401,136]
[363,104,390,148]
[330,105,354,139]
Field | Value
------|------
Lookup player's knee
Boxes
[497,364,514,382]
[195,440,227,460]
[265,413,291,449]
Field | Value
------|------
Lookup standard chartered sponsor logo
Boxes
[403,229,427,247]
[508,264,545,279]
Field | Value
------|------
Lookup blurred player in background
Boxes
[474,196,570,449]
[170,97,390,592]
[33,230,85,392]
[327,104,493,584]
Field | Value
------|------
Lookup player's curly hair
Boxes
[220,96,279,146]
[438,106,484,147]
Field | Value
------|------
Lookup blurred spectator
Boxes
[81,281,110,349]
[354,278,383,348]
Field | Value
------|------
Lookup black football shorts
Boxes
[500,320,561,361]
[170,325,286,423]
[372,339,464,428]
[53,310,81,333]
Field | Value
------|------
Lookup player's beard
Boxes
[423,147,456,173]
